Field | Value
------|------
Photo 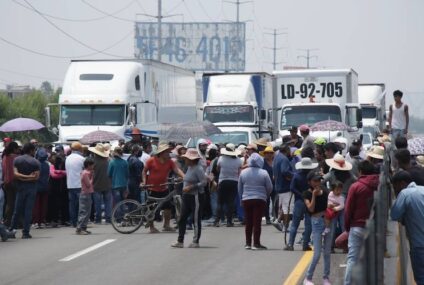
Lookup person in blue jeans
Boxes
[108,147,129,205]
[391,171,424,285]
[302,170,332,285]
[284,157,316,251]
[10,143,40,239]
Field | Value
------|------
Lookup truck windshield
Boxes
[209,132,249,145]
[60,105,125,126]
[281,105,341,128]
[203,106,254,123]
[362,107,377,119]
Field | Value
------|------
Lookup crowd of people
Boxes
[0,91,422,285]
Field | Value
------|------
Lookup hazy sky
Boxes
[1,0,423,113]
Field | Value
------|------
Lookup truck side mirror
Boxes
[44,107,51,129]
[260,109,266,120]
[357,121,363,129]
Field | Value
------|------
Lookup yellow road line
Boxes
[283,251,313,285]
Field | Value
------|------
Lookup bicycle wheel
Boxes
[111,199,145,234]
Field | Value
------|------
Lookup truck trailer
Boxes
[46,59,199,142]
[358,83,386,136]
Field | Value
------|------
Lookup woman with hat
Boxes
[214,143,242,227]
[89,143,112,224]
[171,148,207,248]
[238,153,272,250]
[142,143,185,233]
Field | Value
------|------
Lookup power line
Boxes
[81,0,139,23]
[165,0,185,15]
[22,0,130,58]
[183,0,197,21]
[264,29,287,70]
[196,0,214,21]
[0,68,63,82]
[12,0,138,23]
[297,49,319,68]
[0,29,133,59]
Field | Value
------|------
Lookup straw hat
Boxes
[366,146,384,160]
[416,155,424,167]
[295,157,319,170]
[182,148,201,160]
[255,138,270,147]
[377,134,391,144]
[220,143,240,157]
[325,153,352,171]
[88,143,109,158]
[263,146,274,153]
[156,143,172,155]
[246,143,258,151]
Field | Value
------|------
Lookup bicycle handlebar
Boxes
[140,178,183,190]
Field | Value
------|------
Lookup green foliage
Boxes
[0,85,59,143]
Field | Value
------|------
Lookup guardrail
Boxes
[351,144,392,285]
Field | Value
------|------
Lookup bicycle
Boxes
[111,177,183,234]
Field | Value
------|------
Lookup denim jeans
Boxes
[410,247,424,285]
[344,227,366,285]
[330,209,345,247]
[391,129,405,142]
[235,192,244,222]
[288,199,311,247]
[210,190,218,218]
[112,187,128,205]
[306,216,332,280]
[10,186,37,235]
[93,191,112,223]
[68,188,81,226]
[0,187,4,222]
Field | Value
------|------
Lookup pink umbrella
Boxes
[0,118,45,132]
[80,130,123,144]
[310,120,353,132]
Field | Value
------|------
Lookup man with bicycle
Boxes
[142,143,185,233]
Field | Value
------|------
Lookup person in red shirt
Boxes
[142,143,184,233]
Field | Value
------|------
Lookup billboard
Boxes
[135,22,245,71]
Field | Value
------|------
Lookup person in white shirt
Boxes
[388,90,409,140]
[65,142,85,227]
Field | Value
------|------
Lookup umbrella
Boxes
[159,121,222,143]
[310,120,353,132]
[79,130,124,144]
[0,118,45,132]
[408,136,424,155]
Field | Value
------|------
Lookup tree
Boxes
[40,81,54,97]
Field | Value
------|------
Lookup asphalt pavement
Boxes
[0,222,306,285]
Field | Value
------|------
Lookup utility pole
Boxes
[224,0,251,71]
[264,29,286,70]
[297,48,319,69]
[137,0,181,61]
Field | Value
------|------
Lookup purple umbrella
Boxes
[408,137,424,155]
[0,118,45,132]
[80,130,123,144]
[310,120,353,132]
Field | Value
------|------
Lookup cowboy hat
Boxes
[254,138,270,147]
[182,148,201,160]
[263,146,274,153]
[325,153,352,171]
[220,143,240,157]
[366,146,384,160]
[416,155,424,167]
[377,134,391,144]
[88,143,109,158]
[295,157,319,170]
[156,143,172,155]
[246,143,258,151]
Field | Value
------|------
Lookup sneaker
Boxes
[322,227,331,236]
[162,226,176,232]
[283,245,294,251]
[171,241,184,248]
[252,244,267,250]
[303,278,314,285]
[82,229,92,235]
[150,227,160,233]
[22,233,32,239]
[272,221,283,232]
[303,245,312,251]
[322,278,331,285]
[76,229,89,235]
[244,244,251,250]
[188,242,199,248]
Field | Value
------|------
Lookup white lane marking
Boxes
[59,239,116,262]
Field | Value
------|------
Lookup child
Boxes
[323,180,345,235]
[76,158,94,235]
